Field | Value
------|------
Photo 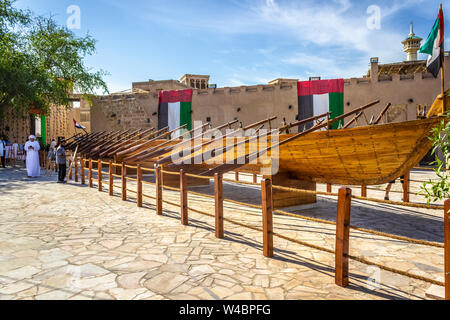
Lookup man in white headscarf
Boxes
[24,135,40,177]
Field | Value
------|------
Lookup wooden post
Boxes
[253,173,257,184]
[235,171,239,181]
[261,178,273,257]
[335,187,352,287]
[215,173,224,238]
[155,165,162,215]
[445,199,450,300]
[403,171,410,203]
[68,159,72,180]
[98,159,102,192]
[361,185,367,198]
[137,164,143,208]
[180,169,188,225]
[327,183,332,193]
[81,158,85,185]
[121,162,127,201]
[109,160,113,196]
[88,159,93,188]
[74,157,79,182]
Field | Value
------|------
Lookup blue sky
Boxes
[15,0,450,93]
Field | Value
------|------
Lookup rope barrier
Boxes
[143,193,156,200]
[161,170,180,176]
[91,169,98,173]
[184,172,213,180]
[274,209,444,248]
[113,184,122,188]
[272,185,444,210]
[346,254,444,287]
[142,181,156,186]
[141,167,155,173]
[112,174,121,178]
[126,189,137,194]
[101,171,109,175]
[163,185,181,192]
[111,163,121,167]
[125,165,138,169]
[223,178,260,186]
[127,177,137,182]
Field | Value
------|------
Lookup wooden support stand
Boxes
[215,173,224,239]
[327,183,332,193]
[268,172,316,209]
[403,171,410,203]
[98,159,102,192]
[335,187,352,287]
[253,173,257,184]
[235,171,239,181]
[261,178,273,257]
[445,199,450,300]
[121,162,127,201]
[361,185,367,197]
[109,160,113,196]
[68,159,73,180]
[137,164,142,208]
[180,170,188,225]
[81,158,85,185]
[88,159,93,188]
[155,165,163,215]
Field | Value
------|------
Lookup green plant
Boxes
[419,110,449,204]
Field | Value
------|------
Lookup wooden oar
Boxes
[278,112,331,133]
[132,122,212,162]
[97,128,151,158]
[99,128,157,158]
[120,124,187,160]
[158,117,277,165]
[92,128,154,157]
[199,100,380,176]
[374,103,392,125]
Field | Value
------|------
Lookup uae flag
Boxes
[297,79,344,131]
[158,89,193,137]
[73,119,86,130]
[419,6,444,78]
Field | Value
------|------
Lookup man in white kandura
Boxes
[24,135,40,177]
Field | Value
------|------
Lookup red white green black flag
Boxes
[419,6,445,78]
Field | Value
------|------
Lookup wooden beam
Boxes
[445,199,449,300]
[155,165,163,215]
[374,103,392,125]
[137,164,142,208]
[81,158,85,185]
[74,157,78,182]
[361,186,367,198]
[262,178,273,257]
[335,187,352,287]
[403,171,410,203]
[88,159,93,188]
[121,162,127,201]
[180,169,188,225]
[215,173,224,239]
[109,160,113,196]
[98,159,102,192]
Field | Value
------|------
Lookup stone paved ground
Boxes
[0,166,445,300]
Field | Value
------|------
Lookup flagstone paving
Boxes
[0,166,445,300]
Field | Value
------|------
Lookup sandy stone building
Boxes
[89,25,450,133]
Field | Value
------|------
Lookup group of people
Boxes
[0,135,67,183]
[0,136,22,168]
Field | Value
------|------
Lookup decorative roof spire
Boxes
[409,22,414,37]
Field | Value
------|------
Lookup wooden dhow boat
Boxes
[67,93,448,208]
